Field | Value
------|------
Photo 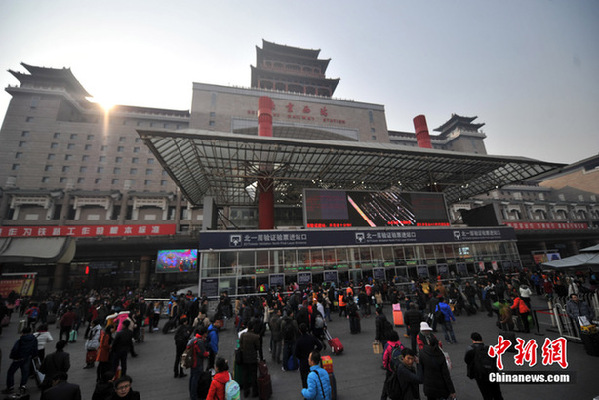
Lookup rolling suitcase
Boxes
[392,304,404,326]
[258,360,269,377]
[325,329,344,355]
[258,373,272,400]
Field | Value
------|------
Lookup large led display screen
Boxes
[156,249,198,273]
[303,189,449,228]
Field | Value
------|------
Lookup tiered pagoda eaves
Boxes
[251,40,340,97]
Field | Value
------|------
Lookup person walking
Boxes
[566,293,595,335]
[419,334,456,400]
[464,332,503,400]
[510,294,531,333]
[2,326,38,395]
[386,347,422,400]
[300,351,332,400]
[207,319,222,370]
[404,303,423,351]
[59,307,77,342]
[188,327,210,400]
[435,297,457,344]
[85,318,102,369]
[34,323,54,361]
[380,330,404,400]
[39,340,71,392]
[239,320,261,398]
[294,323,323,389]
[111,320,138,377]
[174,317,192,378]
[206,357,232,400]
[40,371,81,400]
[96,324,115,382]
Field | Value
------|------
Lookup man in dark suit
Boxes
[41,372,81,400]
[40,340,70,392]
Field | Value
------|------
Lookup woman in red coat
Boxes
[206,357,234,400]
[510,295,531,333]
[96,324,116,381]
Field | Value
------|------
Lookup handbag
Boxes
[372,340,383,354]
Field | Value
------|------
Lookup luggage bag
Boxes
[325,329,344,355]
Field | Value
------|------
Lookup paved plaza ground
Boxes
[0,294,596,400]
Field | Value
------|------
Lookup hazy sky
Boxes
[1,0,597,165]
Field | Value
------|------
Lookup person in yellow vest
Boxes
[421,281,430,295]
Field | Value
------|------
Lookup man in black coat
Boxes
[174,318,192,378]
[111,320,138,376]
[464,332,503,400]
[2,326,38,394]
[40,339,70,392]
[293,323,322,389]
[40,372,81,400]
[404,303,423,351]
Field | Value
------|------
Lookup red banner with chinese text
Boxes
[0,224,177,238]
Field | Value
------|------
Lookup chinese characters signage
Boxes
[246,101,346,125]
[0,224,177,238]
[505,222,587,230]
[489,335,568,370]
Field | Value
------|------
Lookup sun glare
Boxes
[100,102,114,112]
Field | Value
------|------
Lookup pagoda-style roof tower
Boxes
[251,40,340,97]
[434,114,485,138]
[8,62,91,99]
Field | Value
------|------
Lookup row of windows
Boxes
[42,164,163,175]
[25,116,183,130]
[44,154,159,167]
[40,176,170,185]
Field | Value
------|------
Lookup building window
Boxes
[137,121,142,126]
[130,168,137,175]
[145,169,153,175]
[51,142,58,149]
[133,147,140,153]
[62,166,70,172]
[115,157,122,163]
[19,141,26,147]
[101,145,108,151]
[558,194,566,201]
[85,144,92,150]
[150,122,154,127]
[26,117,34,122]
[48,154,55,160]
[15,152,22,159]
[113,167,121,174]
[210,112,216,118]
[70,134,77,140]
[42,177,49,183]
[162,170,168,176]
[99,156,106,162]
[161,180,168,186]
[30,96,40,108]
[163,123,169,128]
[132,158,139,164]
[82,155,89,162]
[578,194,584,202]
[371,135,376,140]
[119,136,126,142]
[87,134,94,140]
[209,120,215,126]
[59,177,67,183]
[144,180,152,185]
[45,165,53,171]
[12,164,19,170]
[97,167,104,173]
[95,178,101,184]
[147,158,155,164]
[112,179,119,184]
[54,132,61,139]
[77,177,85,183]
[21,131,30,137]
[80,166,87,173]
[135,138,141,143]
[65,154,73,161]
[117,146,124,152]
[67,143,75,150]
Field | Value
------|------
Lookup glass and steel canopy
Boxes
[138,129,564,207]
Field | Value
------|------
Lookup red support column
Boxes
[258,96,275,229]
[413,114,432,148]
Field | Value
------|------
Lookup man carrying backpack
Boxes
[464,332,503,400]
[387,347,422,400]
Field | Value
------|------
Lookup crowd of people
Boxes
[0,266,596,400]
